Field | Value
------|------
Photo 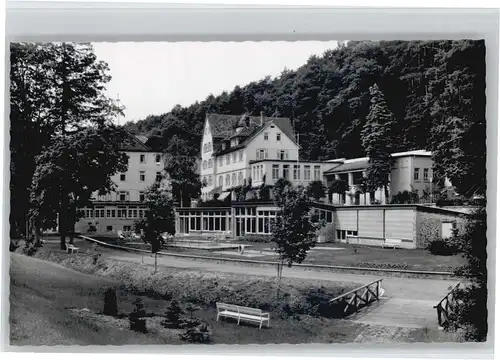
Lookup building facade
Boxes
[323,150,447,205]
[175,202,467,249]
[74,133,168,234]
[199,113,300,201]
[198,114,447,206]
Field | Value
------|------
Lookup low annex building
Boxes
[175,202,467,249]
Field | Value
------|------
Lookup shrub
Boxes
[10,239,19,252]
[22,242,38,256]
[180,323,211,343]
[129,298,147,333]
[162,300,184,329]
[426,239,458,256]
[240,235,270,243]
[103,288,118,317]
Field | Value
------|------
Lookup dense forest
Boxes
[125,40,486,198]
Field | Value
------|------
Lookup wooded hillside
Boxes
[125,40,486,196]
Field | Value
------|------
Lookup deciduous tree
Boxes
[134,182,176,273]
[30,126,129,249]
[271,186,324,297]
[306,180,326,202]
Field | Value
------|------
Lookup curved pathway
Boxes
[108,251,458,329]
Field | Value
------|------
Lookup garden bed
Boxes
[32,245,360,319]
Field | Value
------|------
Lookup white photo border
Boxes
[2,2,498,359]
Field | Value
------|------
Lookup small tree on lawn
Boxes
[163,300,184,329]
[135,182,175,274]
[271,185,324,297]
[306,180,326,202]
[361,83,396,204]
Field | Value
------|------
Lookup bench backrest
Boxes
[216,302,264,315]
[385,238,402,244]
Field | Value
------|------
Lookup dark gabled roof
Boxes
[208,113,297,156]
[119,130,153,152]
[215,143,246,156]
[206,113,293,139]
[324,159,370,174]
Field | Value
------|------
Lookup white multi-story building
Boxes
[198,113,451,205]
[75,132,168,234]
[323,150,452,205]
[199,113,300,200]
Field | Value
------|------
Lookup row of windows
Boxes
[82,207,147,219]
[414,167,431,181]
[202,150,245,170]
[95,191,146,202]
[256,149,290,161]
[263,132,281,142]
[138,153,162,164]
[203,171,246,188]
[336,229,358,240]
[269,164,321,181]
[119,171,163,182]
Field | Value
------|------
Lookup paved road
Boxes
[9,253,157,346]
[109,252,458,328]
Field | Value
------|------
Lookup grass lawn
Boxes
[83,234,465,272]
[11,240,464,345]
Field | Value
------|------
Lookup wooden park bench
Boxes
[216,302,270,329]
[66,244,80,254]
[383,238,402,249]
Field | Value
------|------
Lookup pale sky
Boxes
[92,41,338,124]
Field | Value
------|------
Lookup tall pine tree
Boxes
[361,83,396,203]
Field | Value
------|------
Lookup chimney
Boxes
[260,111,263,126]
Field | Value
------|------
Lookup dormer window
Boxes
[222,143,226,150]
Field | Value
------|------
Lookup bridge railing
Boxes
[434,281,461,328]
[328,278,384,316]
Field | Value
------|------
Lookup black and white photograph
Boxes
[8,38,487,346]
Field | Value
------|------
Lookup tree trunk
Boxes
[34,216,42,247]
[59,205,67,250]
[154,253,158,274]
[69,205,75,245]
[276,260,285,298]
[180,189,184,208]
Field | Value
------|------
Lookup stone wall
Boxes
[416,210,467,249]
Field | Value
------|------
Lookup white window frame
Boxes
[304,165,311,180]
[272,165,280,180]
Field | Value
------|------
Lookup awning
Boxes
[209,186,222,196]
[218,192,231,200]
